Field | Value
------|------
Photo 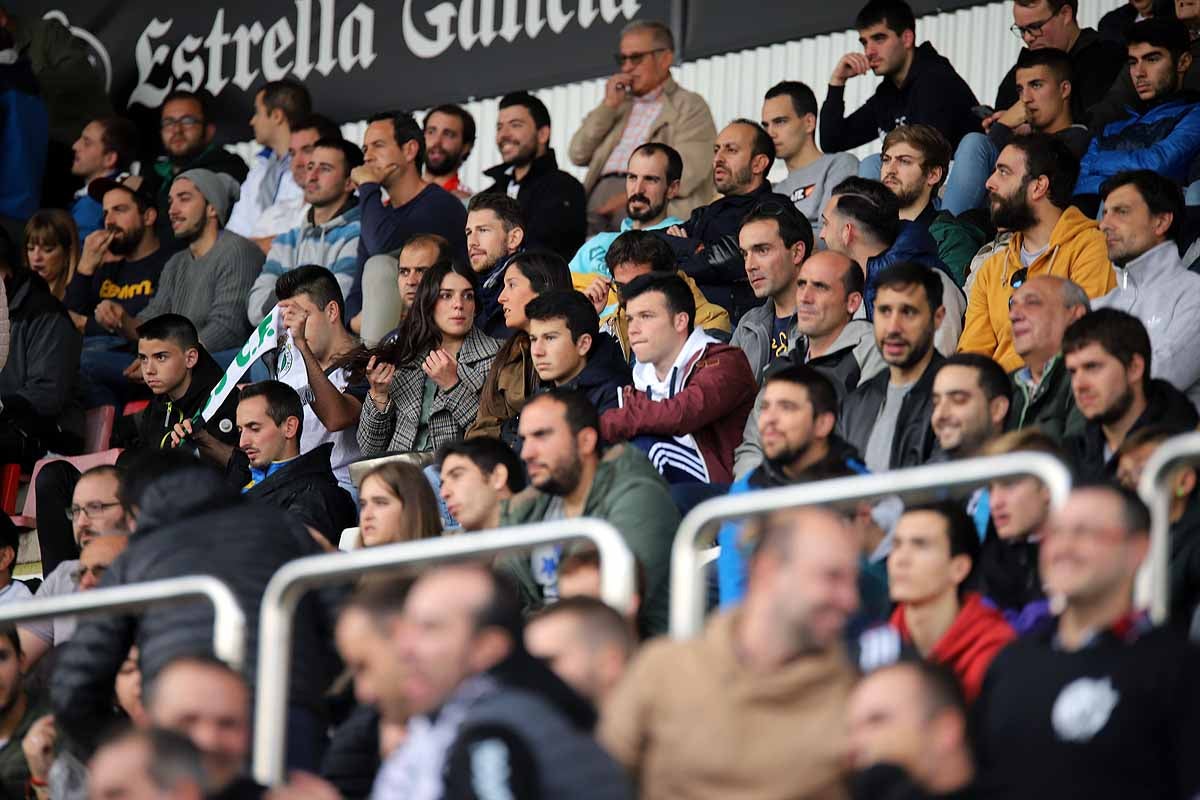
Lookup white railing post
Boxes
[1135,432,1200,623]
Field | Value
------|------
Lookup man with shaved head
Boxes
[600,506,859,798]
[1006,274,1090,438]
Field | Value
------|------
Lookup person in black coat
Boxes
[481,92,586,263]
[526,290,630,415]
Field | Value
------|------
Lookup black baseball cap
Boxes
[88,173,155,206]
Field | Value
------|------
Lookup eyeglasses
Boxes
[613,48,668,67]
[65,501,121,521]
[1010,14,1057,40]
[1009,267,1029,290]
[161,115,204,130]
[72,564,109,583]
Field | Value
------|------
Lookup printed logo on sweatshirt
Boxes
[99,278,154,301]
[790,185,816,203]
[1051,677,1119,742]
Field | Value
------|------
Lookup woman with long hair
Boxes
[23,210,79,301]
[468,249,572,444]
[355,461,443,547]
[355,261,500,457]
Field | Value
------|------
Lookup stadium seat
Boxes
[0,464,20,516]
[348,452,435,488]
[84,406,116,453]
[339,527,362,552]
[10,449,123,529]
[122,399,149,417]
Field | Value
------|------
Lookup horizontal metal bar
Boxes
[1135,432,1200,623]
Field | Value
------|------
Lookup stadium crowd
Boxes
[1,0,1200,797]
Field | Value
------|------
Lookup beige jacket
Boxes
[568,76,718,219]
[599,610,853,800]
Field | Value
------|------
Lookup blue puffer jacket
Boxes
[0,52,47,220]
[863,221,955,319]
[1076,92,1200,195]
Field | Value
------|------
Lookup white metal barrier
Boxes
[0,576,246,668]
[252,518,636,786]
[670,452,1074,638]
[1136,432,1200,623]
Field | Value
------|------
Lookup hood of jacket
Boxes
[631,326,718,393]
[298,195,360,237]
[896,42,956,93]
[864,221,952,316]
[890,592,1015,676]
[134,465,243,535]
[568,331,630,393]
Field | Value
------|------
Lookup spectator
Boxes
[879,126,987,284]
[464,193,527,338]
[0,227,83,469]
[355,461,442,547]
[839,263,946,472]
[423,103,476,199]
[0,626,50,798]
[848,662,977,799]
[248,137,364,325]
[0,27,46,241]
[151,90,249,248]
[731,200,813,384]
[224,380,357,547]
[52,450,341,767]
[974,485,1200,799]
[358,262,500,457]
[733,250,884,478]
[1099,0,1161,43]
[526,596,636,710]
[994,0,1127,116]
[959,133,1113,372]
[0,517,29,606]
[1115,425,1200,631]
[69,175,169,408]
[600,505,858,799]
[84,728,206,800]
[22,210,77,302]
[821,177,965,354]
[348,110,468,327]
[987,48,1093,159]
[135,314,240,457]
[931,353,1012,462]
[396,233,453,316]
[1094,170,1200,407]
[869,501,1015,701]
[822,0,979,154]
[762,80,859,241]
[526,290,629,414]
[144,656,261,797]
[569,143,685,279]
[1064,308,1198,481]
[979,429,1063,630]
[504,388,679,634]
[589,229,730,360]
[482,91,586,261]
[225,80,311,239]
[68,116,137,243]
[253,113,342,248]
[556,546,646,627]
[718,364,867,603]
[467,249,570,445]
[569,20,716,232]
[666,119,791,321]
[1007,275,1091,439]
[437,436,525,532]
[1075,20,1200,207]
[600,272,756,485]
[1180,0,1200,40]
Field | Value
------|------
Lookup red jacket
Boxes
[600,341,756,484]
[891,592,1016,702]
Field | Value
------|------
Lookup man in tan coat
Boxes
[599,505,858,800]
[569,21,716,233]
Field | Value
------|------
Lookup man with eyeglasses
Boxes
[151,90,248,250]
[959,133,1113,373]
[974,484,1200,800]
[569,20,716,234]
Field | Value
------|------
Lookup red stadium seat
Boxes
[84,406,116,454]
[10,449,123,529]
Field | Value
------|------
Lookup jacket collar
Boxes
[631,327,718,394]
[1112,239,1183,291]
[304,194,360,230]
[245,442,337,490]
[619,214,684,232]
[457,326,502,365]
[484,148,563,185]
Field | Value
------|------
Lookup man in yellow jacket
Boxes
[959,134,1114,373]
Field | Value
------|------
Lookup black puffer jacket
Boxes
[837,352,945,470]
[133,343,239,452]
[51,466,342,757]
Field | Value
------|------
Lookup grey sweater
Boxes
[137,231,264,351]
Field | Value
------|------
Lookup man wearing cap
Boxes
[93,169,264,369]
[70,175,171,408]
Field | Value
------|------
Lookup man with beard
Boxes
[839,262,946,472]
[464,193,526,338]
[931,353,1012,462]
[500,387,679,635]
[1064,308,1198,481]
[423,103,475,200]
[94,169,264,367]
[70,175,170,408]
[959,133,1113,373]
[482,92,586,262]
[569,143,684,279]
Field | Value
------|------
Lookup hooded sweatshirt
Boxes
[598,270,730,360]
[960,206,1115,372]
[1093,240,1200,408]
[558,332,630,416]
[133,344,239,452]
[890,592,1016,702]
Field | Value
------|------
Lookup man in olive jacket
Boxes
[500,387,680,635]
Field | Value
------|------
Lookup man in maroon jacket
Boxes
[600,272,756,484]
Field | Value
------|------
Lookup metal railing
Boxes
[0,576,246,667]
[1136,432,1200,623]
[252,518,636,785]
[670,452,1074,638]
